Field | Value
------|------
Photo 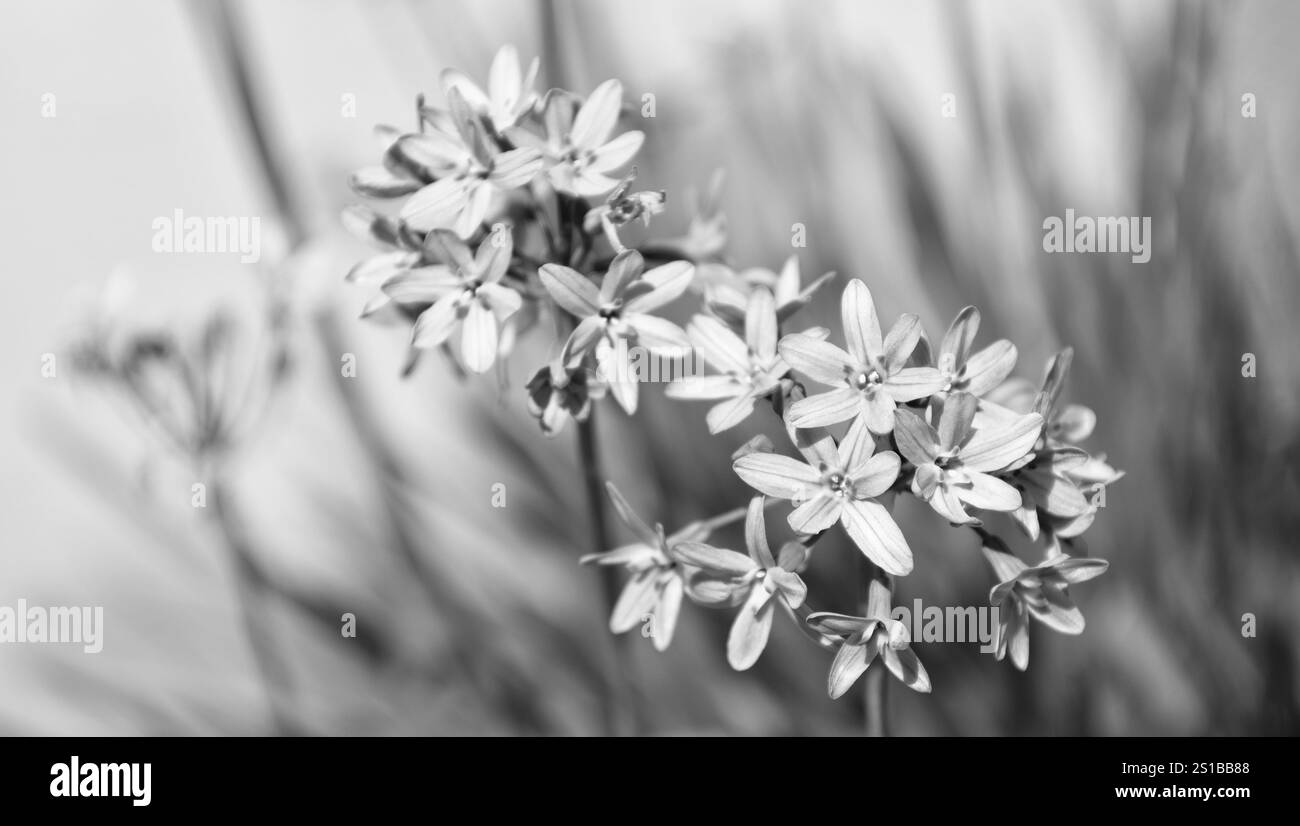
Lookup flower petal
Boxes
[597,337,637,414]
[881,643,932,693]
[539,264,601,318]
[961,413,1044,472]
[940,306,980,365]
[707,395,755,434]
[745,287,779,363]
[963,340,1017,396]
[488,147,544,189]
[841,279,883,365]
[587,130,645,174]
[1027,587,1086,634]
[892,409,941,466]
[884,366,944,402]
[807,612,872,637]
[610,569,660,633]
[476,283,522,321]
[778,334,853,386]
[570,79,623,149]
[827,640,874,699]
[881,313,923,374]
[1053,404,1097,443]
[600,249,644,304]
[727,586,775,670]
[851,451,901,499]
[400,178,469,234]
[841,499,913,576]
[734,452,822,501]
[623,260,695,314]
[666,374,745,400]
[672,541,756,576]
[836,410,876,470]
[958,471,1023,512]
[411,293,462,348]
[651,574,684,651]
[786,387,863,428]
[788,494,843,535]
[460,299,498,373]
[688,315,749,374]
[982,546,1028,585]
[605,482,659,547]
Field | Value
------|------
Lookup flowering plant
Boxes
[343,45,1120,723]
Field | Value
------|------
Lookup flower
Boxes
[934,306,1018,397]
[701,256,836,326]
[509,80,644,197]
[651,168,728,262]
[525,358,602,437]
[807,580,932,698]
[580,483,708,651]
[780,280,943,434]
[732,416,913,575]
[672,496,808,670]
[894,392,1043,526]
[582,168,665,251]
[540,249,693,414]
[983,544,1108,671]
[380,229,522,373]
[398,88,544,237]
[666,287,822,433]
[439,45,540,134]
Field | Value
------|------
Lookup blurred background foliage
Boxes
[1,0,1297,734]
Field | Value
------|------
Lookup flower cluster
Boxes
[343,46,1119,700]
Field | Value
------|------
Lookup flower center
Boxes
[825,471,853,497]
[852,370,882,391]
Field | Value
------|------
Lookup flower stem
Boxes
[859,557,892,737]
[575,409,638,736]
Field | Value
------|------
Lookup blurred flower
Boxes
[780,280,943,434]
[673,497,807,670]
[540,249,693,414]
[732,416,912,575]
[935,306,1017,397]
[580,483,708,651]
[510,80,643,197]
[582,168,665,251]
[894,392,1043,526]
[666,288,815,433]
[656,168,729,263]
[397,88,544,237]
[440,44,540,134]
[702,256,836,326]
[525,358,602,437]
[983,544,1108,671]
[381,230,521,373]
[807,580,932,698]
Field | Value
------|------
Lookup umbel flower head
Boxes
[983,542,1108,671]
[780,279,943,434]
[672,497,808,670]
[542,249,693,414]
[807,580,932,698]
[732,416,912,576]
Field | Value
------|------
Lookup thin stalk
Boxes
[859,557,892,738]
[209,478,297,735]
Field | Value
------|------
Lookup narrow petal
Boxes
[745,496,777,568]
[863,390,896,434]
[930,485,978,526]
[460,300,498,373]
[841,280,883,365]
[651,574,684,651]
[474,232,512,284]
[788,494,843,535]
[733,453,821,500]
[610,569,659,633]
[381,266,460,302]
[707,395,756,433]
[1028,587,1086,634]
[912,463,941,500]
[865,579,893,621]
[539,264,601,317]
[745,287,779,362]
[1021,471,1089,518]
[786,387,863,428]
[961,413,1044,472]
[1053,404,1097,443]
[600,249,643,304]
[841,499,913,576]
[850,451,901,499]
[597,338,637,414]
[476,283,522,321]
[623,261,695,314]
[981,546,1028,584]
[349,165,422,198]
[688,315,749,374]
[881,314,923,373]
[963,340,1018,396]
[560,315,605,363]
[727,586,775,670]
[892,409,941,466]
[411,293,461,348]
[881,644,932,693]
[570,78,623,149]
[958,471,1023,512]
[579,542,657,567]
[1034,347,1073,418]
[487,45,521,111]
[940,306,980,365]
[828,641,874,699]
[1048,555,1109,584]
[587,130,645,174]
[605,482,660,547]
[488,147,544,189]
[400,178,469,233]
[665,374,745,400]
[767,568,806,609]
[837,412,876,471]
[626,314,690,355]
[807,612,873,637]
[671,542,756,577]
[778,334,853,387]
[884,366,944,402]
[937,391,979,451]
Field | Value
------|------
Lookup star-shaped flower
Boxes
[540,249,694,414]
[807,580,932,698]
[666,288,824,433]
[580,483,708,651]
[380,229,522,373]
[582,168,665,251]
[440,44,540,134]
[398,88,544,237]
[934,306,1018,397]
[780,280,944,434]
[983,544,1108,671]
[525,358,603,437]
[673,496,808,670]
[509,80,644,197]
[732,416,912,575]
[894,392,1043,526]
